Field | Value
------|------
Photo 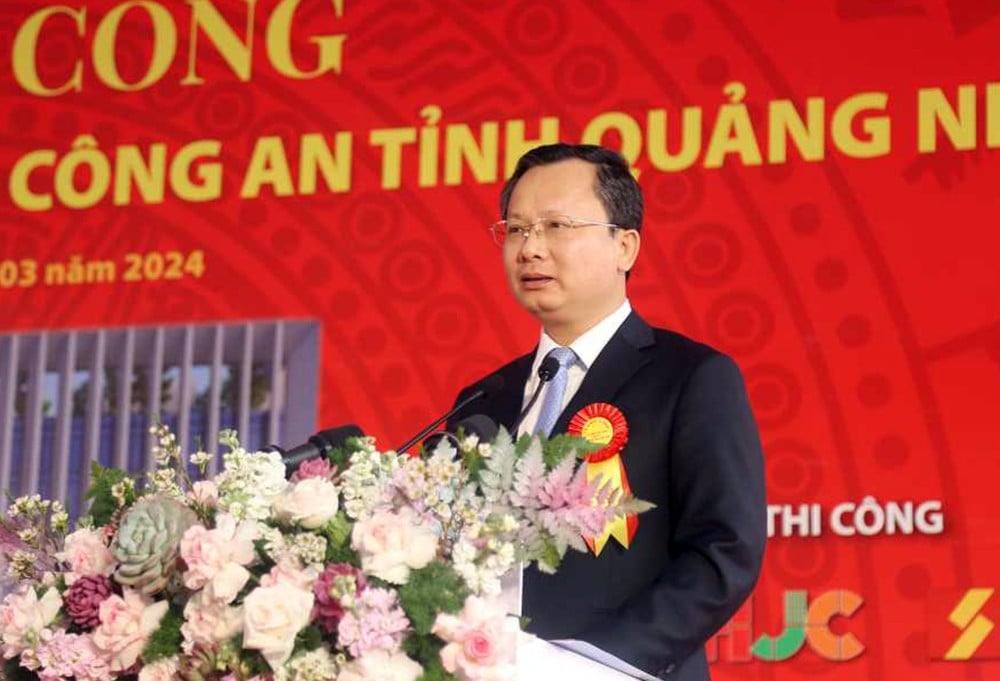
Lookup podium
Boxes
[505,567,652,680]
[516,634,640,680]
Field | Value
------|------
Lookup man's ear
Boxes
[618,229,641,273]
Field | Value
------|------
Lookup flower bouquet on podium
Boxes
[0,425,651,681]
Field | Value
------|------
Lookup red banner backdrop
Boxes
[3,1,1000,679]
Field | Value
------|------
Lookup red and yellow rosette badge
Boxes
[568,403,638,556]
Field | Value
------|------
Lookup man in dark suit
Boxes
[450,144,766,680]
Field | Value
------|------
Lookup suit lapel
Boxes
[552,312,655,435]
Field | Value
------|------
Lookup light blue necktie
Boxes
[533,347,578,437]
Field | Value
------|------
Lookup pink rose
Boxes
[0,586,63,658]
[337,650,422,681]
[351,508,438,584]
[260,561,319,591]
[92,589,169,672]
[57,528,116,585]
[432,596,518,681]
[190,481,219,507]
[242,582,314,670]
[290,457,333,482]
[180,514,257,602]
[181,591,243,654]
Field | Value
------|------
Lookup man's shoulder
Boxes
[635,315,729,367]
[635,319,752,404]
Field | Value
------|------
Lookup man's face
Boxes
[502,159,637,339]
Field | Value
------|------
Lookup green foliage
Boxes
[513,432,599,469]
[514,433,532,457]
[542,434,600,468]
[141,604,184,663]
[537,535,562,574]
[230,634,269,678]
[449,423,485,479]
[321,511,359,565]
[459,442,484,480]
[3,657,40,681]
[251,537,277,573]
[85,461,130,526]
[327,436,368,472]
[403,634,455,681]
[323,512,353,549]
[292,625,324,656]
[324,542,359,566]
[398,563,470,635]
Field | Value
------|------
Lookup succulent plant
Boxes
[177,642,249,681]
[111,495,197,596]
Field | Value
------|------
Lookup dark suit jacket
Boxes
[450,312,766,680]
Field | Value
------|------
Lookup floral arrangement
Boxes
[0,425,651,681]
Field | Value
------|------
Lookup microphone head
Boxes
[313,424,364,450]
[454,414,498,442]
[538,355,560,382]
[280,424,365,478]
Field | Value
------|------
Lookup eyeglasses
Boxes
[488,215,620,247]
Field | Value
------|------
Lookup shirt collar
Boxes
[530,299,632,375]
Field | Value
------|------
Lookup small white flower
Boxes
[277,646,340,681]
[287,534,327,568]
[189,450,213,469]
[9,550,38,580]
[50,510,69,533]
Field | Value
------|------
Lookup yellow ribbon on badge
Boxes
[586,455,635,555]
[568,404,638,556]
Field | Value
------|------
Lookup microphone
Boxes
[421,414,499,454]
[269,424,365,476]
[510,354,560,435]
[397,373,504,453]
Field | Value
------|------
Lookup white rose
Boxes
[338,650,422,681]
[242,582,314,670]
[275,478,340,529]
[351,508,438,584]
[211,562,253,603]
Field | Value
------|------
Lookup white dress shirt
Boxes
[518,300,633,436]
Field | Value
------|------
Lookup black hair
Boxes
[499,143,643,232]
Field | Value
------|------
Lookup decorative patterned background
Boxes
[2,1,999,678]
